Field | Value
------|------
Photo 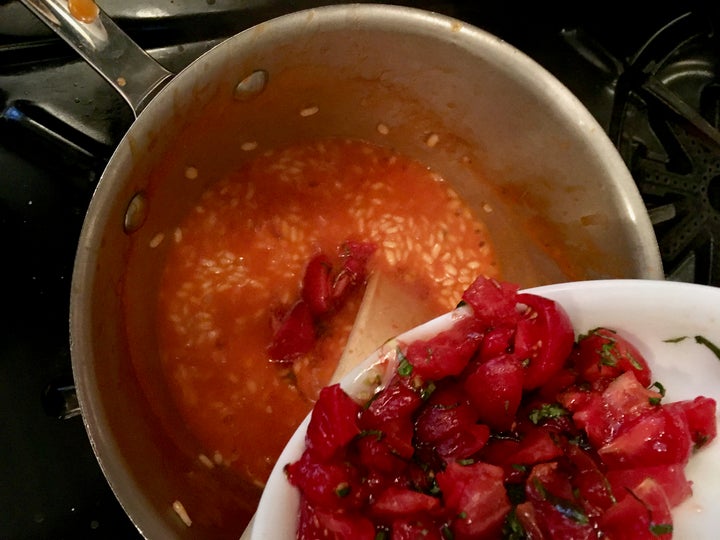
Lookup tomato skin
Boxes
[606,464,692,507]
[599,478,673,540]
[573,327,652,387]
[285,452,365,511]
[404,316,485,380]
[461,276,520,325]
[598,406,692,469]
[464,354,524,431]
[436,461,511,540]
[267,300,316,362]
[354,433,408,476]
[568,370,661,448]
[304,506,376,540]
[514,293,575,390]
[507,427,564,466]
[359,378,421,459]
[391,518,444,540]
[524,462,600,540]
[306,384,361,460]
[331,240,376,304]
[302,253,334,316]
[369,486,441,522]
[664,396,717,449]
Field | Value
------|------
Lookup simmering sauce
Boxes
[156,138,499,492]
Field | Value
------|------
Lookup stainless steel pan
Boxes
[20,1,663,538]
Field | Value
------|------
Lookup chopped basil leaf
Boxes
[457,511,467,519]
[359,429,384,441]
[528,403,569,425]
[457,458,475,466]
[502,508,526,540]
[695,335,720,361]
[420,380,437,400]
[335,482,351,497]
[649,381,666,396]
[648,381,666,405]
[650,523,673,536]
[397,354,414,377]
[441,524,455,539]
[532,478,589,524]
[511,464,527,472]
[664,335,720,361]
[599,340,618,367]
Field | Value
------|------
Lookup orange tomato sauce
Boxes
[156,138,499,492]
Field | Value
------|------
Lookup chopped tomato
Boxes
[463,353,524,431]
[524,462,598,540]
[285,278,716,539]
[305,384,361,460]
[359,378,421,459]
[461,276,520,325]
[664,396,717,449]
[598,406,692,469]
[302,253,334,316]
[331,241,376,304]
[606,464,692,507]
[300,504,376,540]
[270,240,375,364]
[285,452,365,511]
[514,293,575,389]
[369,486,441,521]
[403,316,485,380]
[390,518,444,540]
[267,300,316,363]
[573,327,652,387]
[599,478,674,540]
[436,461,511,540]
[569,370,662,448]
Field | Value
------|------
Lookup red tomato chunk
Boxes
[286,276,717,539]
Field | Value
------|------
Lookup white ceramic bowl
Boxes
[251,279,720,539]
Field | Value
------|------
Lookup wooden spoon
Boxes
[240,271,437,539]
[329,270,439,384]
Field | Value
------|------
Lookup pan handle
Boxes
[19,0,173,117]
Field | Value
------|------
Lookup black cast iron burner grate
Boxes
[606,11,720,285]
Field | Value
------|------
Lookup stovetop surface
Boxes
[1,1,718,538]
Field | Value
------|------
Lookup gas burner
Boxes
[607,12,720,285]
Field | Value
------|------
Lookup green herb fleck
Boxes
[457,511,467,520]
[420,380,437,400]
[457,458,475,466]
[650,523,673,536]
[664,336,688,343]
[599,340,618,367]
[397,354,414,377]
[359,429,384,441]
[648,381,666,405]
[334,482,351,498]
[695,433,710,450]
[695,335,720,361]
[441,524,455,540]
[511,464,527,472]
[502,508,526,540]
[528,403,569,425]
[532,478,589,524]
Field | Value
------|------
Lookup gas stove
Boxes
[1,2,718,538]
